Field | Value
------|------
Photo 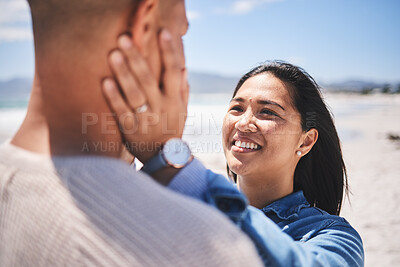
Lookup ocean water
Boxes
[0,93,385,146]
[0,107,27,142]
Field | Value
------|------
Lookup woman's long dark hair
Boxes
[227,61,348,215]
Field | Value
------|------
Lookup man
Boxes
[0,0,263,266]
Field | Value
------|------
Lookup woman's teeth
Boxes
[234,140,260,150]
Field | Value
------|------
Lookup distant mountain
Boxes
[0,73,238,98]
[0,75,398,100]
[324,80,399,93]
[189,73,400,94]
[0,78,32,100]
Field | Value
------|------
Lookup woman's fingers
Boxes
[160,29,183,99]
[181,68,190,108]
[109,50,146,110]
[102,78,136,131]
[117,35,161,110]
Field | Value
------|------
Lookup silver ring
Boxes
[135,103,148,113]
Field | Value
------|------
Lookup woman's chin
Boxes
[228,158,252,177]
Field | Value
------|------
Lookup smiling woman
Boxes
[216,61,364,266]
[224,61,346,216]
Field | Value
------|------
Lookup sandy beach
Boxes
[335,94,400,266]
[195,93,400,267]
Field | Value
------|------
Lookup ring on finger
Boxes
[135,103,148,113]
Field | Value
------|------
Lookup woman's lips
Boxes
[231,140,262,153]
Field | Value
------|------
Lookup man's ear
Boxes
[129,0,159,55]
[297,128,318,157]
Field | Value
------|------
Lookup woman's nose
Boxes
[235,112,257,132]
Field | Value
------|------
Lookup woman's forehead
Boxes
[236,74,293,104]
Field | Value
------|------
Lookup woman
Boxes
[221,61,364,266]
[102,34,364,266]
[223,61,346,215]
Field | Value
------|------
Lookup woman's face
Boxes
[222,73,304,183]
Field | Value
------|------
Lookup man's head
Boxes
[22,0,188,156]
[28,0,188,82]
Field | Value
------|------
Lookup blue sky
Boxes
[0,0,399,83]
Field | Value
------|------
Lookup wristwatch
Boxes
[141,138,193,175]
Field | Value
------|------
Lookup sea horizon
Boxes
[0,92,388,146]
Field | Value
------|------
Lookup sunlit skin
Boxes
[222,73,318,208]
[142,0,189,84]
[115,0,189,164]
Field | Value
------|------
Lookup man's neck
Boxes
[12,53,123,158]
[11,76,51,154]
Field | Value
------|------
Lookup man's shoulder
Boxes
[0,147,262,266]
[0,143,242,237]
[54,156,262,266]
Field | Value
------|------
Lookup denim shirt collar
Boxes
[261,190,310,220]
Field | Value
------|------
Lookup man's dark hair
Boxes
[27,0,140,42]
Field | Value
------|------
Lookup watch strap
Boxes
[141,152,167,175]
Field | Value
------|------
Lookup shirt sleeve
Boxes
[168,158,209,201]
[241,207,364,267]
[167,159,364,267]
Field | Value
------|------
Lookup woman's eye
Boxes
[261,109,278,116]
[230,106,243,112]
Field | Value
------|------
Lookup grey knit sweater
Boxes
[0,142,262,266]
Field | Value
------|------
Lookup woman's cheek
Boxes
[222,115,235,138]
[222,116,231,150]
[259,120,280,136]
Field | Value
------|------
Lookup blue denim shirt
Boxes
[168,159,364,267]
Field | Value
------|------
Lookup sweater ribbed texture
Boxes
[0,142,262,267]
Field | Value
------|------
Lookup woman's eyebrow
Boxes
[231,97,243,103]
[231,97,285,111]
[257,99,285,111]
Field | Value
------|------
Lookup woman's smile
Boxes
[231,136,263,153]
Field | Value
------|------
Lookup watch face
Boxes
[163,138,192,168]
